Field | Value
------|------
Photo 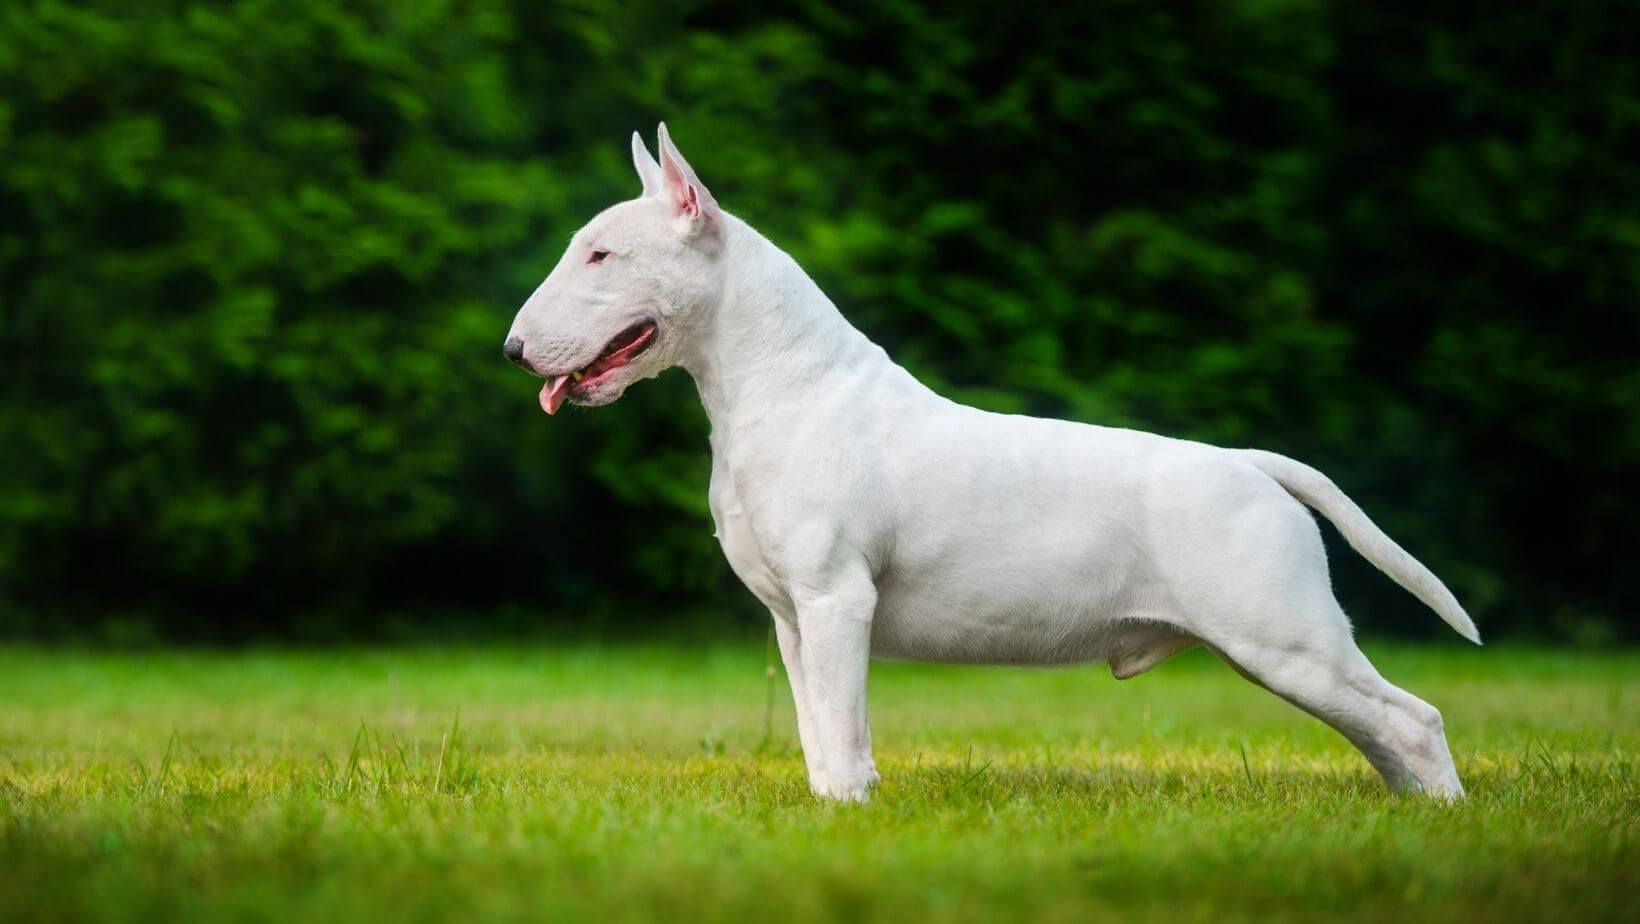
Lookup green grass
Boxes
[0,643,1634,923]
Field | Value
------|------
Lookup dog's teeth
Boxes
[571,371,583,382]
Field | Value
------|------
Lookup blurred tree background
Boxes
[0,0,1634,642]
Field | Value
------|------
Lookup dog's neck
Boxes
[679,213,889,436]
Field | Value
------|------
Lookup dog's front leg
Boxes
[772,614,829,794]
[793,578,877,802]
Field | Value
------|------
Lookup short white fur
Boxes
[506,125,1480,802]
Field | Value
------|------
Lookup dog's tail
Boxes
[1237,449,1481,644]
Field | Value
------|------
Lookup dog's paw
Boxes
[814,779,871,803]
[812,767,877,803]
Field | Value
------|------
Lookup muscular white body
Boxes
[504,125,1479,802]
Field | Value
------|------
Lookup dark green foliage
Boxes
[0,1,1634,639]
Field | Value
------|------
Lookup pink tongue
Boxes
[540,375,574,415]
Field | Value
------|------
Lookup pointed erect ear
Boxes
[656,122,720,239]
[631,131,663,198]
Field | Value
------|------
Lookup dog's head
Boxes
[503,124,726,415]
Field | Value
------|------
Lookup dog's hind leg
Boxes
[1198,600,1464,798]
[1162,479,1466,797]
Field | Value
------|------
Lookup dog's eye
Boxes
[588,249,610,265]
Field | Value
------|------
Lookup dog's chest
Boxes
[707,460,788,613]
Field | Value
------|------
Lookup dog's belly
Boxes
[867,549,1172,666]
[870,597,1117,664]
[864,444,1164,664]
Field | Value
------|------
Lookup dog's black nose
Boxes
[503,337,527,367]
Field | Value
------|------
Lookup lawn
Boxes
[0,643,1633,923]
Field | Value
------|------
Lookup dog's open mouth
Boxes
[540,321,658,415]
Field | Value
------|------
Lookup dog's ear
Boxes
[656,122,720,241]
[631,131,664,198]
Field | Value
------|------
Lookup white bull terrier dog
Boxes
[504,125,1480,802]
